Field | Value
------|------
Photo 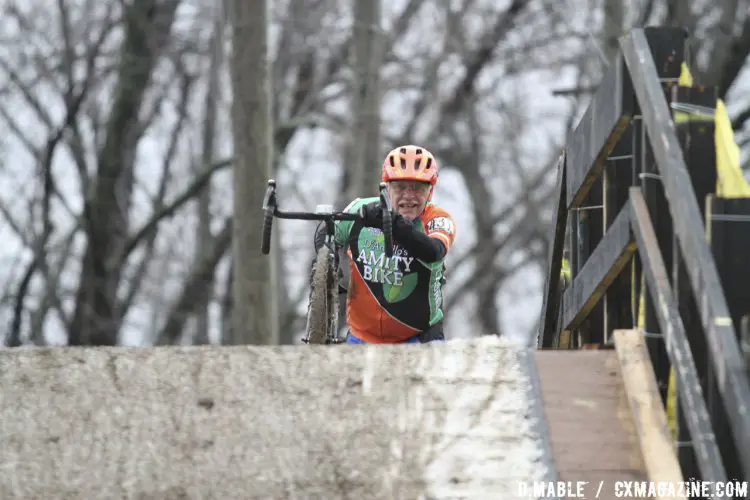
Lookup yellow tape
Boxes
[560,257,571,286]
[679,63,693,86]
[714,316,733,326]
[715,99,750,197]
[676,62,750,197]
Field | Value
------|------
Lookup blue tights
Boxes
[345,332,444,344]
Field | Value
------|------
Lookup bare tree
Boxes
[4,0,707,347]
[345,0,385,200]
[603,0,625,61]
[0,0,364,347]
[229,0,279,345]
[0,1,239,347]
[192,3,225,345]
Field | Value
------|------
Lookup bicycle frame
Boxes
[260,179,393,344]
[305,231,346,344]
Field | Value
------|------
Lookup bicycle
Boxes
[260,179,394,344]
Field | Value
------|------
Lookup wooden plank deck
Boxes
[534,349,650,499]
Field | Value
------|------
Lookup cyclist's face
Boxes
[388,180,431,220]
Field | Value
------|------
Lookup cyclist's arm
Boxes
[333,198,363,246]
[393,213,456,263]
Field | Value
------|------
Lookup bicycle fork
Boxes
[328,248,345,344]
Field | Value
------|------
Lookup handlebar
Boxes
[261,179,394,256]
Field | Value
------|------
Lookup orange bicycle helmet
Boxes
[381,145,439,186]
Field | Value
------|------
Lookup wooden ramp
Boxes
[533,330,685,500]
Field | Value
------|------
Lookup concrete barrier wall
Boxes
[0,337,555,499]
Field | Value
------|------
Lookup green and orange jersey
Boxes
[334,197,457,343]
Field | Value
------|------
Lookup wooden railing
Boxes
[536,26,750,485]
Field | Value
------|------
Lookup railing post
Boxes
[671,81,718,481]
[629,187,727,484]
[537,152,568,348]
[574,188,605,346]
[568,199,580,347]
[621,28,750,480]
[636,27,687,402]
[603,121,635,342]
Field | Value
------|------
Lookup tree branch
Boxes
[732,106,750,131]
[720,13,750,98]
[6,63,95,346]
[70,0,181,345]
[118,68,196,321]
[120,157,232,264]
[155,216,232,345]
[444,241,540,313]
[444,0,526,116]
[446,164,557,273]
[6,224,51,347]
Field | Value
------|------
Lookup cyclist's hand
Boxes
[359,201,383,228]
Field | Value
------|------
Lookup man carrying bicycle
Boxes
[316,145,456,344]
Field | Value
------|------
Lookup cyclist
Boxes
[315,144,456,344]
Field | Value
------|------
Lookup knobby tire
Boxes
[306,246,334,344]
[261,209,273,254]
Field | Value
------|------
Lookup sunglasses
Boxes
[388,181,431,194]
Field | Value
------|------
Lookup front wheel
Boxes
[305,246,335,344]
[260,208,274,255]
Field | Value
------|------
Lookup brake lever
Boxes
[262,179,276,212]
[379,182,392,213]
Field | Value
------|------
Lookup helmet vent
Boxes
[399,147,407,154]
[415,148,422,155]
[425,157,432,169]
[389,155,395,167]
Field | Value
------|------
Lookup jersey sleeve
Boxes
[333,197,368,246]
[424,208,457,253]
